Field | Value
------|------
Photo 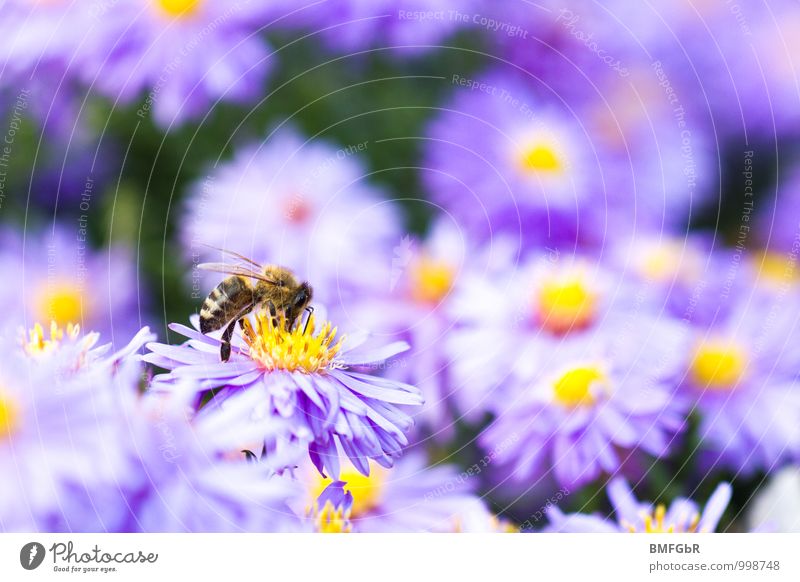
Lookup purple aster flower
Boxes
[0,322,154,532]
[78,0,277,127]
[299,453,495,532]
[547,477,732,533]
[0,225,149,346]
[180,126,401,304]
[144,306,423,479]
[609,234,736,327]
[674,287,800,475]
[446,246,688,424]
[122,385,307,532]
[423,71,605,247]
[478,332,687,489]
[424,63,716,247]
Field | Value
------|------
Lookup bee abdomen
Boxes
[199,276,253,334]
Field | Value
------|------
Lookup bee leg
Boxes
[302,306,314,334]
[220,318,238,362]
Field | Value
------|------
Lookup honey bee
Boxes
[197,247,313,362]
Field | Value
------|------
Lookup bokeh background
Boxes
[2,0,800,533]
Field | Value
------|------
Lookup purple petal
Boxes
[698,483,732,532]
[339,340,410,366]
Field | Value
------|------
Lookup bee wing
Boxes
[197,263,279,285]
[199,244,263,268]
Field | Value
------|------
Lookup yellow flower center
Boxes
[690,341,747,390]
[0,392,19,440]
[640,244,683,281]
[242,311,344,374]
[537,277,597,333]
[313,465,387,518]
[753,251,800,285]
[24,321,81,355]
[38,283,84,327]
[518,143,563,174]
[312,501,352,534]
[409,257,455,304]
[552,366,605,407]
[156,0,200,17]
[625,504,700,533]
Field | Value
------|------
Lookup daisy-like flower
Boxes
[423,71,602,246]
[674,289,800,474]
[478,333,687,489]
[0,225,147,345]
[547,477,732,533]
[79,0,277,127]
[181,126,401,303]
[0,227,148,345]
[122,385,307,532]
[610,234,734,327]
[145,307,423,479]
[447,247,687,423]
[0,321,154,531]
[299,453,495,533]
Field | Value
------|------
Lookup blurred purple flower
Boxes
[78,0,277,127]
[547,477,732,533]
[478,333,687,489]
[144,308,423,479]
[0,225,149,346]
[122,385,307,532]
[275,0,476,57]
[446,248,688,423]
[424,65,715,248]
[674,288,800,475]
[423,71,602,247]
[181,126,401,304]
[0,322,154,531]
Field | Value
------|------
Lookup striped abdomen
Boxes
[199,276,255,334]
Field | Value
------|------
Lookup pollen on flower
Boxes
[409,257,455,304]
[552,366,605,407]
[314,466,387,517]
[690,341,747,390]
[38,283,84,327]
[156,0,200,17]
[518,142,563,174]
[311,501,352,533]
[0,391,19,440]
[537,277,597,333]
[24,321,81,355]
[624,504,700,533]
[242,310,344,374]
